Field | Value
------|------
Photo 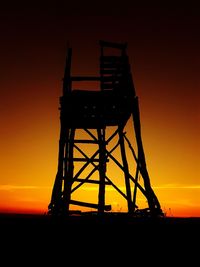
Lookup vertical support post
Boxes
[48,124,66,214]
[132,165,139,211]
[132,96,161,215]
[63,128,75,214]
[97,128,106,214]
[118,126,133,213]
[48,47,73,215]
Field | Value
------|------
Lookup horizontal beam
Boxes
[70,199,111,211]
[66,157,100,162]
[74,139,99,144]
[74,178,111,185]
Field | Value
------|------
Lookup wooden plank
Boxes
[74,178,111,185]
[74,139,99,144]
[67,157,109,162]
[66,157,100,162]
[70,199,111,211]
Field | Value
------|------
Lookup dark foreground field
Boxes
[0,213,199,264]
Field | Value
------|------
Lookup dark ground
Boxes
[0,213,199,264]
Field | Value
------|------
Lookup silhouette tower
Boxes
[48,40,163,217]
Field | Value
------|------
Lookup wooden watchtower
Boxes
[48,40,163,217]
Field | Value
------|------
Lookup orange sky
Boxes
[0,4,199,217]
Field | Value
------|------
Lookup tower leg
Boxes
[48,125,66,215]
[132,165,139,212]
[63,128,75,214]
[132,97,162,216]
[118,126,133,213]
[97,128,106,214]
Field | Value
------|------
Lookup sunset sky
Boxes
[0,3,199,217]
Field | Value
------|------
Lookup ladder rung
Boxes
[100,56,122,62]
